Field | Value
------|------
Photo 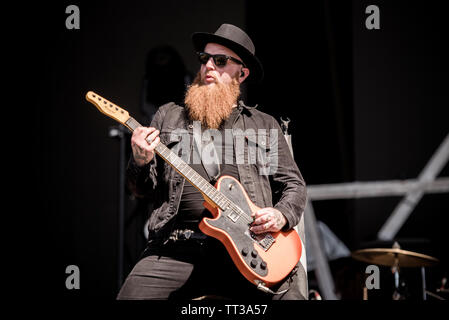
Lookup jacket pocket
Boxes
[246,133,276,175]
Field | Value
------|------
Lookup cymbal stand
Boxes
[421,267,427,300]
[391,255,402,300]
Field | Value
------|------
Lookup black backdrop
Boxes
[15,0,448,300]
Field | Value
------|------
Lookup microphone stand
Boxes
[108,124,127,289]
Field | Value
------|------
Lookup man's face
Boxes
[200,43,249,85]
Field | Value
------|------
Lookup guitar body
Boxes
[199,175,302,287]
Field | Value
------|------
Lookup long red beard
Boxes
[184,73,240,129]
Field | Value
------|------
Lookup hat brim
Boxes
[192,32,264,83]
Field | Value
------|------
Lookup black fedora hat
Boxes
[192,23,264,83]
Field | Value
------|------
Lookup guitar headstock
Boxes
[85,91,130,125]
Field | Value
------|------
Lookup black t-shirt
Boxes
[175,107,241,229]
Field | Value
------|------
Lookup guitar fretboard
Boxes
[125,117,229,210]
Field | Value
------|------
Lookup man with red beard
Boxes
[117,24,307,300]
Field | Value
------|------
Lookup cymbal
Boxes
[351,248,439,267]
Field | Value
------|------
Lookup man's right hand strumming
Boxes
[131,127,160,167]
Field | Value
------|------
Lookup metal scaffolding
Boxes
[304,132,449,300]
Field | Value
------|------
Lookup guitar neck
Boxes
[124,117,227,210]
[85,90,228,210]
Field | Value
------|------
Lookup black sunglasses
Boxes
[196,52,246,68]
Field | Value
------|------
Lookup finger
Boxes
[132,139,151,153]
[251,210,273,224]
[132,127,152,145]
[146,129,160,144]
[253,213,272,226]
[250,220,275,234]
[148,136,160,150]
[135,126,153,135]
[251,208,272,219]
[136,126,156,139]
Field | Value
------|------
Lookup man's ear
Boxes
[239,68,250,83]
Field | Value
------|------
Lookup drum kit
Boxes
[351,241,446,300]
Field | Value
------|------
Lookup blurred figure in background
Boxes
[140,45,193,124]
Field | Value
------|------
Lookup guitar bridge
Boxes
[249,231,276,251]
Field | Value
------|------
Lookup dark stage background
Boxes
[20,0,448,300]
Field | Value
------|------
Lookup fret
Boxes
[196,176,205,187]
[206,184,216,197]
[181,165,191,176]
[199,179,206,190]
[211,188,220,199]
[200,181,210,194]
[179,161,187,172]
[124,117,141,131]
[155,144,167,157]
[166,152,173,162]
[185,167,193,178]
[203,182,214,195]
[203,181,216,196]
[177,162,186,173]
[211,193,220,205]
[217,198,227,209]
[215,194,224,205]
[215,194,225,207]
[218,200,226,210]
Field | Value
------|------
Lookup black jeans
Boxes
[117,238,305,300]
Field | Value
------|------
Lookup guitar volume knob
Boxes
[250,259,258,268]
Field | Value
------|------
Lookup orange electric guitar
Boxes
[86,91,302,289]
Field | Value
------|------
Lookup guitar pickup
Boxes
[226,208,240,222]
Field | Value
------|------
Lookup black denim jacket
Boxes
[126,101,307,242]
